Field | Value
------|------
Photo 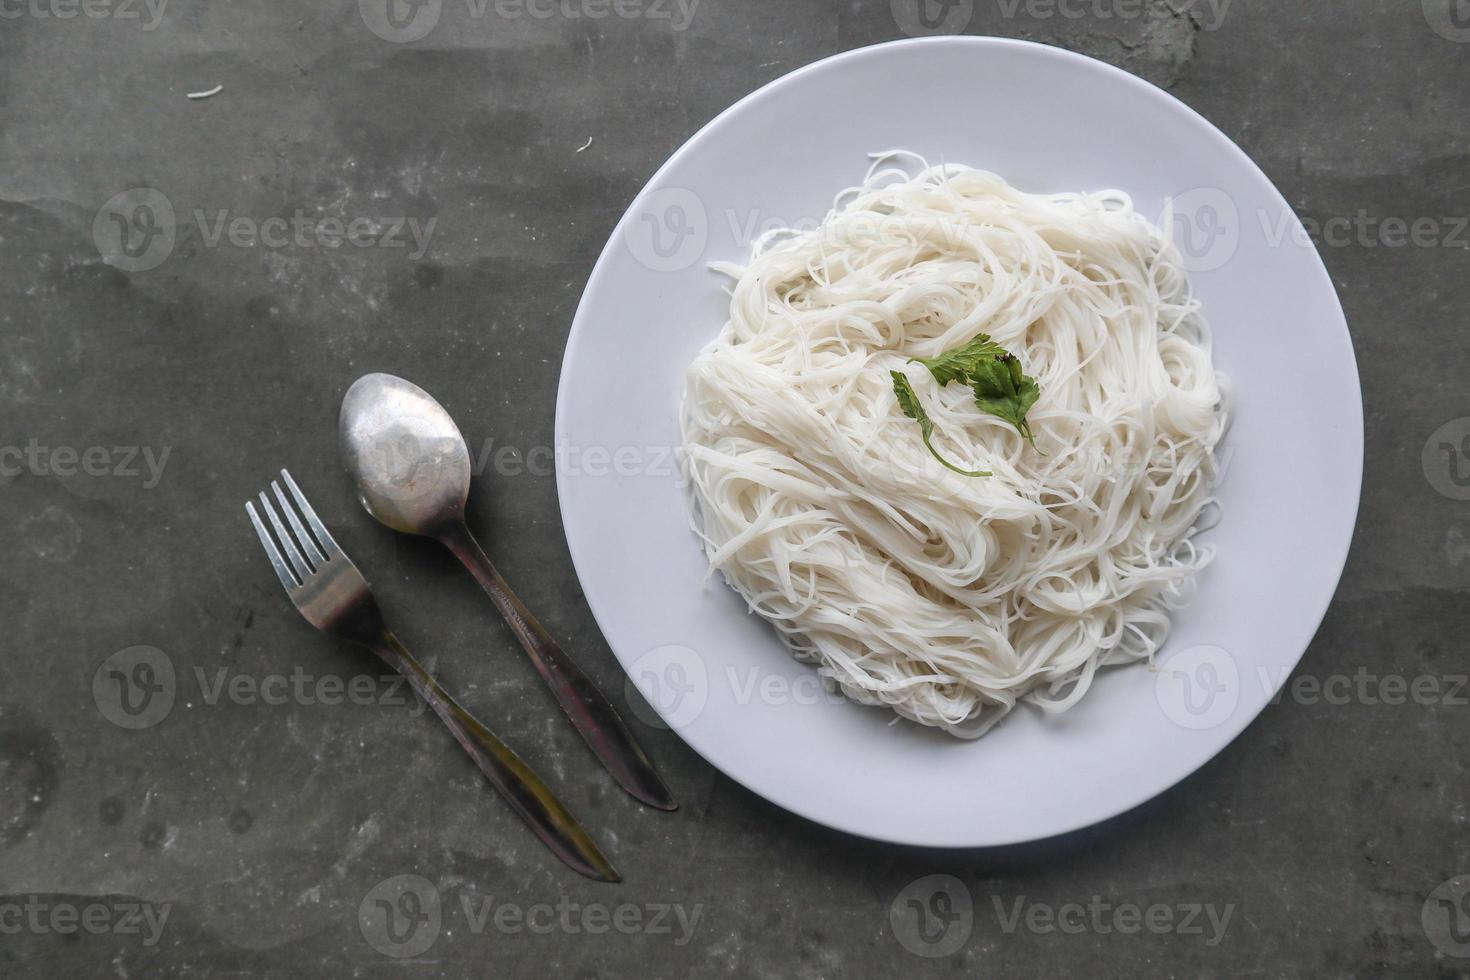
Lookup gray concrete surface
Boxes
[1,1,1467,976]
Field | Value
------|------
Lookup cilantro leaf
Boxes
[908,334,1044,452]
[969,354,1042,450]
[891,370,992,478]
[909,334,1008,387]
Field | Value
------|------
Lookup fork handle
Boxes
[371,630,620,883]
[437,520,678,812]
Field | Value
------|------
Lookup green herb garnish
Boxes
[909,335,1009,388]
[890,370,992,478]
[891,333,1044,476]
[968,353,1042,450]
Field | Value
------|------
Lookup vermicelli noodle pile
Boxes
[680,155,1228,738]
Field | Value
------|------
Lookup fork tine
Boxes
[258,490,312,583]
[246,500,301,591]
[280,468,342,556]
[272,480,326,567]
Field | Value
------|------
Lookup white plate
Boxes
[555,37,1361,847]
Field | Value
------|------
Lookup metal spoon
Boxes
[339,372,677,812]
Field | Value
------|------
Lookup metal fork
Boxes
[245,469,619,883]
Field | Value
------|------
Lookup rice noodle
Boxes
[680,155,1229,738]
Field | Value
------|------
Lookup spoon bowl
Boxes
[340,373,471,536]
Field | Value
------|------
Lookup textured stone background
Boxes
[1,1,1467,976]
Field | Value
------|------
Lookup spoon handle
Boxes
[438,521,678,812]
[370,629,622,882]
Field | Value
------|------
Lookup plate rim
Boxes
[554,35,1363,848]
